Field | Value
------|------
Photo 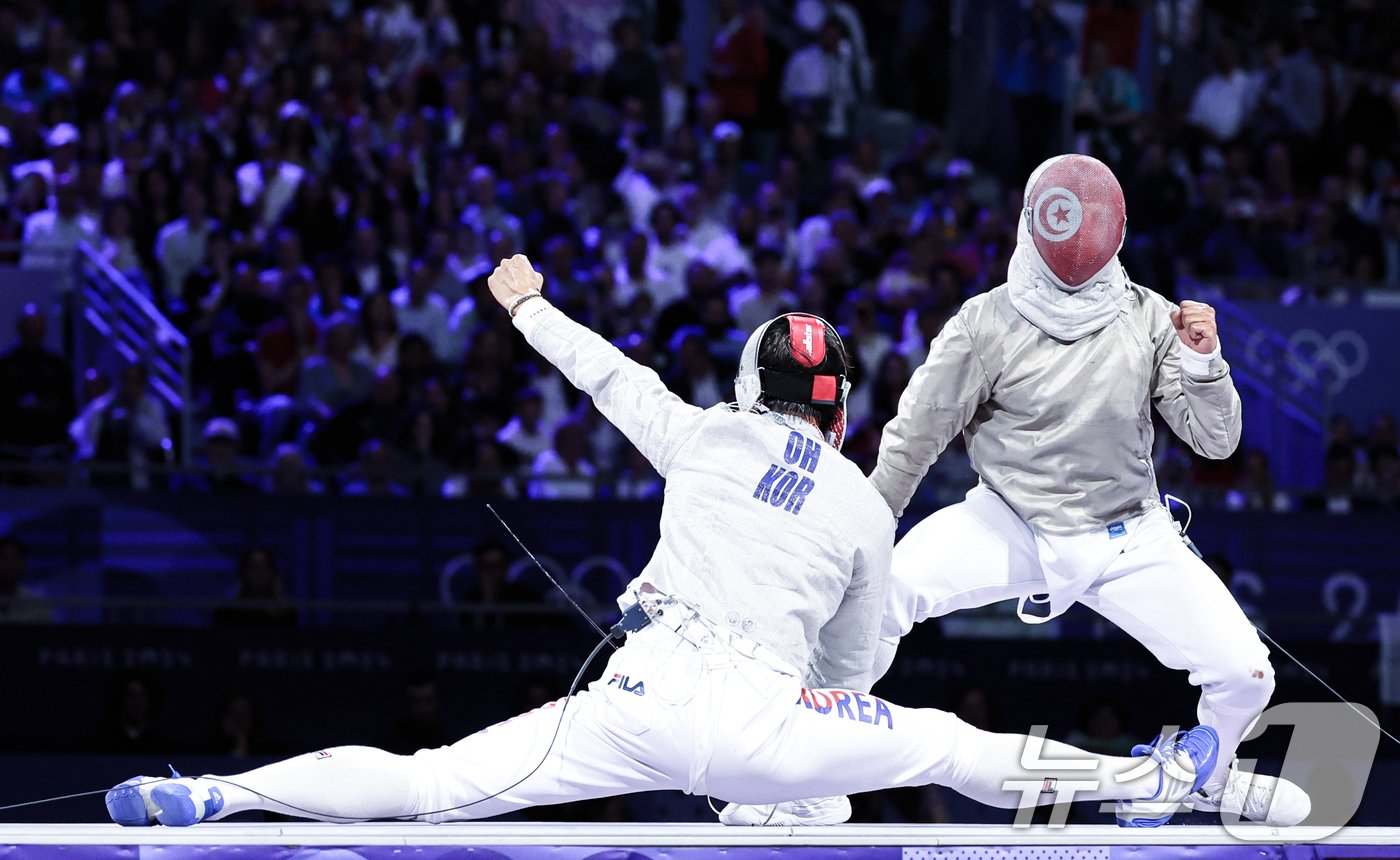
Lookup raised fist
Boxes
[488,254,544,313]
[1172,300,1218,355]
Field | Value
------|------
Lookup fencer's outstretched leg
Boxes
[107,747,431,826]
[106,674,688,826]
[705,686,1220,822]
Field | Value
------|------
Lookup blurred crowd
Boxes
[0,0,1394,508]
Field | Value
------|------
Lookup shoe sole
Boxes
[1188,727,1221,795]
[104,783,153,827]
[1117,813,1174,828]
[151,784,201,827]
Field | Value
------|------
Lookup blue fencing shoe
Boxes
[1115,725,1220,827]
[105,776,164,826]
[150,778,225,827]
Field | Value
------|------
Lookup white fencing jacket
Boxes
[514,299,895,691]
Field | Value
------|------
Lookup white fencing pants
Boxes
[880,485,1274,794]
[201,609,1182,822]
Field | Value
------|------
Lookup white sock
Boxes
[199,746,429,822]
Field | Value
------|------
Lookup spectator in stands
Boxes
[728,244,796,332]
[212,546,296,629]
[14,122,78,191]
[1301,442,1377,515]
[523,170,580,260]
[155,180,216,303]
[460,437,520,500]
[265,442,324,496]
[101,132,146,202]
[379,675,452,755]
[254,271,317,403]
[0,535,52,624]
[868,350,912,428]
[603,17,662,138]
[299,313,374,424]
[176,417,256,495]
[495,388,550,466]
[1373,446,1400,510]
[353,290,401,373]
[399,393,454,496]
[210,692,280,759]
[203,261,281,414]
[236,133,305,232]
[613,442,663,501]
[1186,43,1256,144]
[1250,30,1326,143]
[653,258,719,354]
[458,537,543,630]
[395,331,441,402]
[781,15,860,154]
[391,259,451,361]
[1375,190,1400,288]
[19,170,97,278]
[644,199,690,302]
[528,419,597,500]
[341,437,410,498]
[1226,449,1289,513]
[97,196,148,287]
[69,361,169,490]
[997,0,1074,178]
[0,125,14,210]
[89,672,168,754]
[608,229,667,313]
[253,269,318,449]
[0,304,75,470]
[309,259,359,329]
[1,47,69,110]
[461,165,522,249]
[666,327,726,407]
[1066,697,1136,758]
[1290,202,1351,292]
[312,366,403,466]
[708,0,768,124]
[658,42,695,143]
[1367,413,1398,455]
[1072,39,1141,168]
[344,219,396,299]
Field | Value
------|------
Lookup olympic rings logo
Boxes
[1244,328,1369,397]
[1031,186,1083,243]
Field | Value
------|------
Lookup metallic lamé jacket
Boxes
[871,283,1241,534]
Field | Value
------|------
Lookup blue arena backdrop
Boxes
[0,622,1375,769]
[1,491,1397,644]
[1239,303,1400,429]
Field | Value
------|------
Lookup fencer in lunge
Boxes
[731,153,1309,829]
[106,254,1221,828]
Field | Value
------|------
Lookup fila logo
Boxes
[314,750,333,760]
[607,673,646,696]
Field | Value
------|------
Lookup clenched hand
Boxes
[488,254,545,314]
[1172,300,1218,355]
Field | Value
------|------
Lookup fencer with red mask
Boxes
[725,154,1310,829]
